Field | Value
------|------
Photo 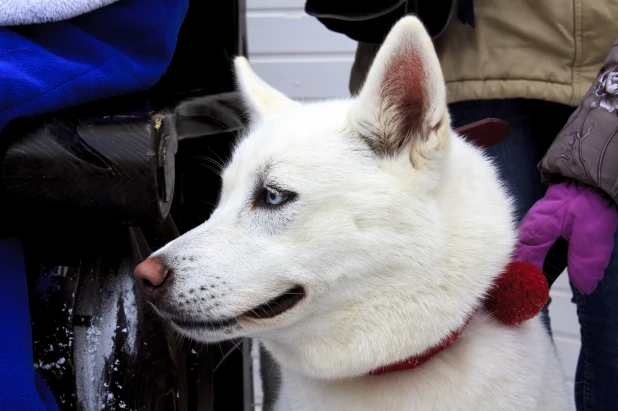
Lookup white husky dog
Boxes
[134,16,570,411]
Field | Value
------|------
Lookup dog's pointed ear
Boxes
[234,57,300,122]
[350,17,449,162]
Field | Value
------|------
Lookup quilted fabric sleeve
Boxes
[539,37,618,205]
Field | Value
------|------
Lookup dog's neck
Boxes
[262,302,483,383]
[366,312,475,376]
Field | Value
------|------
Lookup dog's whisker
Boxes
[196,163,223,177]
[213,339,243,373]
[202,144,228,168]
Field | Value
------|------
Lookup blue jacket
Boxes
[0,0,188,130]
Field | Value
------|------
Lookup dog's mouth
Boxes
[171,316,237,331]
[169,285,306,332]
[241,285,306,320]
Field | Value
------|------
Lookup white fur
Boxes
[149,17,571,410]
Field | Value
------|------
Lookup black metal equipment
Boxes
[0,1,253,410]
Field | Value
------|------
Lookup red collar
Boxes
[367,313,475,377]
[364,260,550,377]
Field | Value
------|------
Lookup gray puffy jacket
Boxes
[540,38,618,204]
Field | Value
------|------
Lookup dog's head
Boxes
[135,17,515,379]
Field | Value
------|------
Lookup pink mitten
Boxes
[514,180,618,294]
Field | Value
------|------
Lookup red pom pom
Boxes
[484,261,549,325]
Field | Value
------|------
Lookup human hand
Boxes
[514,180,618,294]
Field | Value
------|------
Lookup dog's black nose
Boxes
[134,257,173,301]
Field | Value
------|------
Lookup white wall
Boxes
[246,0,355,100]
[246,0,581,391]
[548,273,581,388]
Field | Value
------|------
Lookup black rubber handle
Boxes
[2,113,177,225]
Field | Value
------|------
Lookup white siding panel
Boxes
[549,272,580,388]
[554,336,580,381]
[248,0,303,10]
[552,268,574,293]
[247,13,356,55]
[251,59,353,99]
[549,291,579,337]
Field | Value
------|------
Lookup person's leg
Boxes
[449,99,574,333]
[571,231,618,411]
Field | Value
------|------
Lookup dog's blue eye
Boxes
[256,186,296,208]
[265,188,285,205]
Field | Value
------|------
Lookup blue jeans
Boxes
[450,99,618,411]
